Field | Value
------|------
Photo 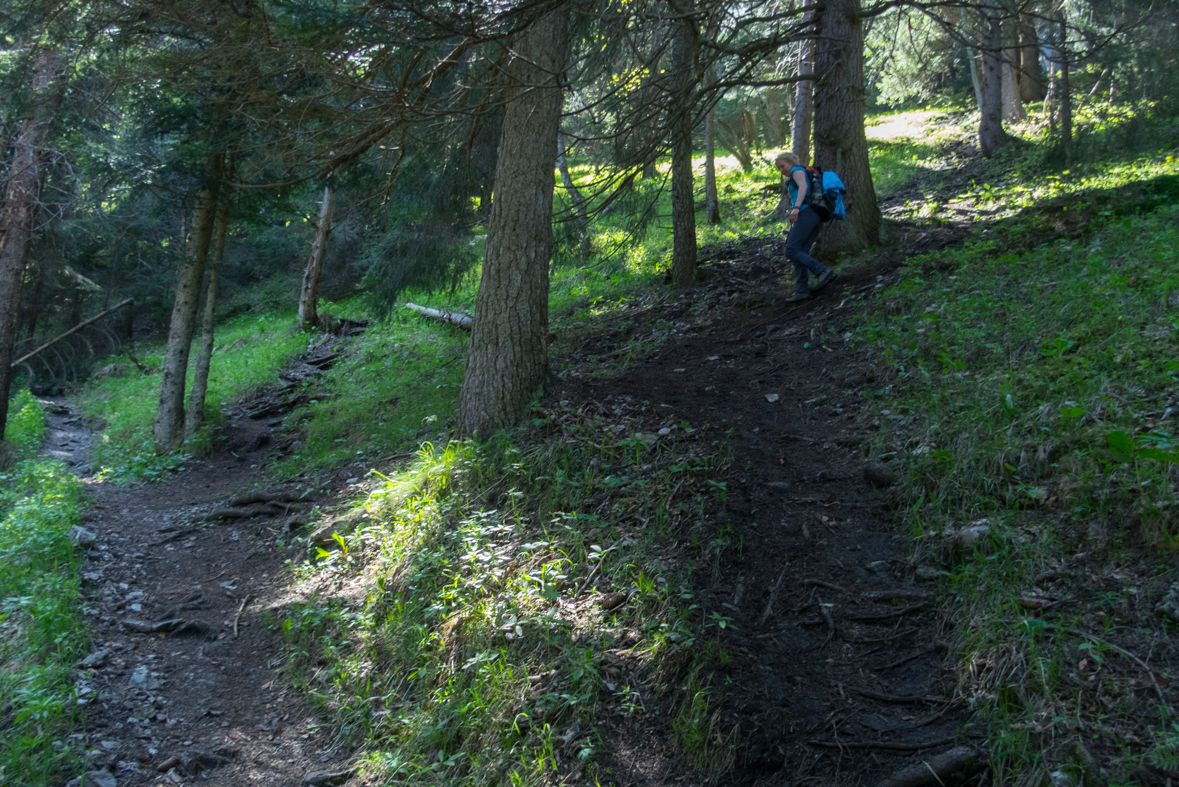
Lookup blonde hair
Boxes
[775,152,800,168]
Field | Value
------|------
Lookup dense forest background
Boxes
[2,0,1175,423]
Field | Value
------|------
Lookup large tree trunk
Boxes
[186,200,229,437]
[455,6,569,439]
[791,31,814,164]
[812,0,880,254]
[556,133,590,257]
[669,8,699,288]
[764,86,785,148]
[151,167,219,452]
[978,0,1011,158]
[704,100,721,224]
[1018,15,1044,102]
[298,184,335,331]
[0,48,65,441]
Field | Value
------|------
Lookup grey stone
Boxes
[1155,582,1179,622]
[128,666,160,691]
[80,771,117,787]
[78,649,111,669]
[71,526,97,548]
[303,765,358,786]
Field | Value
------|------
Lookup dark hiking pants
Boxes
[784,208,829,295]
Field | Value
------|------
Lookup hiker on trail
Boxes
[775,152,838,302]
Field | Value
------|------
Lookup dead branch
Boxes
[11,298,134,368]
[404,302,473,331]
[806,736,958,751]
[234,595,252,639]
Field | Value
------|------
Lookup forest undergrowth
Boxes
[20,104,1179,785]
[0,392,87,785]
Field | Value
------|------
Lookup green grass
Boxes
[0,391,88,786]
[77,311,306,480]
[276,412,735,785]
[856,192,1179,781]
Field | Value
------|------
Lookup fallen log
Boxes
[11,298,133,368]
[404,302,473,331]
[879,746,986,787]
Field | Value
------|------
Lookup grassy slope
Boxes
[857,109,1179,783]
[0,391,87,785]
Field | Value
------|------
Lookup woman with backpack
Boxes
[774,152,838,302]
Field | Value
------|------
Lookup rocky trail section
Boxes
[563,239,984,786]
[48,345,360,787]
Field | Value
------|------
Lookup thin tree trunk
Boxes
[961,8,985,114]
[186,200,229,437]
[298,184,335,331]
[765,86,785,147]
[151,164,220,452]
[978,0,1011,157]
[669,8,699,288]
[791,30,814,165]
[456,5,569,439]
[25,272,44,340]
[556,133,590,257]
[1018,14,1044,102]
[812,0,880,254]
[1059,61,1071,162]
[0,48,65,441]
[1001,17,1025,122]
[704,100,721,224]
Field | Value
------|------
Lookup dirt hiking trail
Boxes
[562,237,981,786]
[48,384,357,787]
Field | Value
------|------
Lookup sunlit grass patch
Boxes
[0,394,87,785]
[276,410,734,784]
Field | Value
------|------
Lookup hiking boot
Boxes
[784,291,810,303]
[814,269,838,291]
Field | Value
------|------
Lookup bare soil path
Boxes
[48,397,354,787]
[561,237,981,787]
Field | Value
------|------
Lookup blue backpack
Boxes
[802,167,847,221]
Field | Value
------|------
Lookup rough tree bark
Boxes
[791,31,814,165]
[556,133,590,257]
[978,0,1013,157]
[151,162,220,452]
[0,48,66,440]
[455,5,569,439]
[812,0,880,254]
[704,99,721,224]
[298,184,335,331]
[186,200,229,437]
[669,6,700,288]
